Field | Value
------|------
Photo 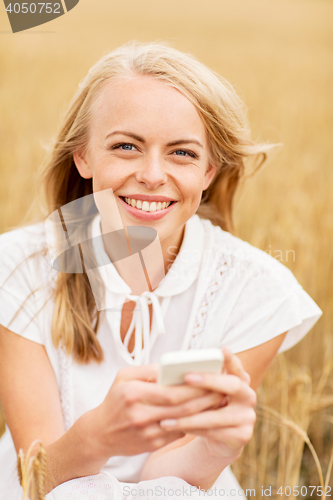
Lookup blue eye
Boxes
[119,143,136,151]
[174,149,197,158]
[111,143,138,152]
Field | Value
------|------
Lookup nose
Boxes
[135,153,167,190]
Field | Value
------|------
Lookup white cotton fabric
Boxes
[0,214,322,500]
[45,469,246,500]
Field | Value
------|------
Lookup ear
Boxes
[202,163,218,191]
[73,150,93,179]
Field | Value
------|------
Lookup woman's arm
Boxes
[140,332,288,489]
[0,326,65,452]
[0,325,103,492]
[236,331,288,390]
[0,325,224,494]
[139,433,238,490]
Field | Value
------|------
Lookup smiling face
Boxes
[73,75,217,261]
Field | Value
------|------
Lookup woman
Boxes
[0,42,322,499]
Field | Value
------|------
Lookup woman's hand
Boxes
[87,363,226,470]
[159,348,257,462]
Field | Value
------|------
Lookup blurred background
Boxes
[0,0,332,497]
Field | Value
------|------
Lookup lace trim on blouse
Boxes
[189,253,234,349]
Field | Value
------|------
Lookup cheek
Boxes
[179,172,206,202]
[91,161,125,191]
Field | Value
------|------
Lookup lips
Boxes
[118,196,177,221]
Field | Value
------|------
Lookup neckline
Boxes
[90,214,205,298]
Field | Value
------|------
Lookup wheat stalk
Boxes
[17,440,47,500]
[257,404,324,488]
[231,355,332,499]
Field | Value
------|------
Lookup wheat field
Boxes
[0,0,332,498]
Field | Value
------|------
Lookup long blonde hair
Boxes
[42,41,271,363]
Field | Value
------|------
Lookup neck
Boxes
[100,217,185,292]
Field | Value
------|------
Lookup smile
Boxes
[118,196,177,221]
[122,197,173,212]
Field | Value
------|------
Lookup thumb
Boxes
[222,347,251,384]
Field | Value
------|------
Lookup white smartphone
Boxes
[158,348,224,386]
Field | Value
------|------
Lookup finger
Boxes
[137,391,225,425]
[124,379,210,406]
[222,347,250,384]
[166,391,224,415]
[115,364,160,383]
[160,405,256,432]
[183,372,246,397]
[183,373,257,406]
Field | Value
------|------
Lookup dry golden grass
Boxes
[17,440,47,500]
[232,354,333,498]
[0,0,332,497]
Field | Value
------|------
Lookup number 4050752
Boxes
[6,3,61,14]
[277,485,331,496]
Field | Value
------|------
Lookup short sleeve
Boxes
[206,246,323,354]
[0,225,51,345]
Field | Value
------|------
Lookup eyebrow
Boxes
[105,131,204,148]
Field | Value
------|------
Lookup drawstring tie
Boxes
[122,291,170,365]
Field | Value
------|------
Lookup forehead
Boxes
[89,76,208,143]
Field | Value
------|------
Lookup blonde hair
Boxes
[42,41,271,363]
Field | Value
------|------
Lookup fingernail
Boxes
[160,419,177,428]
[185,373,203,383]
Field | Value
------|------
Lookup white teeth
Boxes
[123,197,173,211]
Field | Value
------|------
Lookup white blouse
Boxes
[0,214,322,499]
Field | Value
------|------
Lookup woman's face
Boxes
[74,75,216,251]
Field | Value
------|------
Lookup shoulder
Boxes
[198,216,299,293]
[0,221,47,249]
[193,217,322,354]
[0,222,53,288]
[0,222,56,343]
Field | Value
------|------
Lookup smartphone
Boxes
[158,348,224,386]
